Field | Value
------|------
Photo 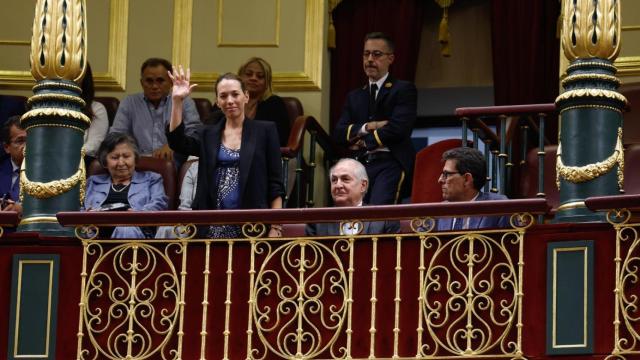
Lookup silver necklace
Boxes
[111,183,130,193]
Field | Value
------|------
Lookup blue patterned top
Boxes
[208,144,241,238]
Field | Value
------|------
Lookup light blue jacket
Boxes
[84,171,168,238]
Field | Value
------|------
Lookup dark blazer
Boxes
[209,95,290,146]
[305,218,400,236]
[167,119,283,210]
[436,192,510,231]
[0,158,19,201]
[334,75,417,196]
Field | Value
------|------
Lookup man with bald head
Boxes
[305,158,399,236]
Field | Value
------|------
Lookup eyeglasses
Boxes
[440,170,460,180]
[362,50,392,59]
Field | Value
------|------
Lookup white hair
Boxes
[330,158,369,191]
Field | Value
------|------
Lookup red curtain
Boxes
[329,0,426,132]
[490,0,561,106]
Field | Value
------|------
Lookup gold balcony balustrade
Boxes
[586,194,640,360]
[57,199,547,360]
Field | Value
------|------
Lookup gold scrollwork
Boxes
[606,208,632,226]
[610,216,640,358]
[78,241,186,359]
[410,217,435,233]
[418,231,525,358]
[20,107,91,125]
[509,212,535,230]
[556,127,624,190]
[555,89,628,105]
[20,148,86,203]
[250,238,351,359]
[242,222,268,238]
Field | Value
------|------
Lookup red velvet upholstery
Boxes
[411,139,468,203]
[94,97,120,127]
[192,97,214,123]
[518,145,559,211]
[87,156,178,209]
[281,96,304,128]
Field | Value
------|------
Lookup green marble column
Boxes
[18,0,88,235]
[555,0,626,223]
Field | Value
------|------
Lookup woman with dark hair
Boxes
[80,63,109,165]
[167,67,284,238]
[84,132,168,238]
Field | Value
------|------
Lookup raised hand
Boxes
[168,65,197,100]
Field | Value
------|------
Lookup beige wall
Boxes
[0,0,331,205]
[0,0,329,128]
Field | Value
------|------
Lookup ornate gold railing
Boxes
[586,194,640,360]
[58,199,547,360]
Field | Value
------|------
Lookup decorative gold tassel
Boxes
[435,0,453,57]
[438,7,451,57]
[328,21,336,49]
[328,0,342,49]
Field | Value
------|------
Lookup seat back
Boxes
[281,97,304,129]
[411,139,468,203]
[88,156,177,209]
[518,145,559,212]
[94,97,120,127]
[192,97,214,123]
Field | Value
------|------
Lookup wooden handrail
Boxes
[455,103,556,117]
[585,194,640,212]
[280,115,344,159]
[0,212,20,227]
[57,198,549,226]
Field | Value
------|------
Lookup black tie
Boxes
[369,83,378,117]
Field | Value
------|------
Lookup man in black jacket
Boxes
[334,32,417,205]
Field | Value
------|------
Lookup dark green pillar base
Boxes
[554,205,605,223]
[17,217,74,236]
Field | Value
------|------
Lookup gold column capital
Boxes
[561,0,621,61]
[30,0,87,82]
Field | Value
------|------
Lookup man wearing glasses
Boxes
[334,32,417,205]
[437,147,509,231]
[110,57,200,166]
[0,116,26,216]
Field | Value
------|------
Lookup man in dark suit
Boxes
[305,158,399,236]
[0,116,26,216]
[334,32,417,205]
[436,147,509,231]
